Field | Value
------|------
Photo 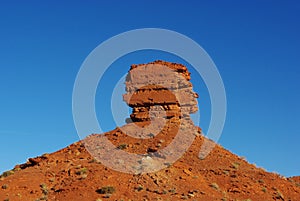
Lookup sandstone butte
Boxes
[0,61,299,201]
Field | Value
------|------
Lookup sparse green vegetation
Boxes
[210,183,219,190]
[0,170,14,178]
[96,186,116,194]
[135,185,144,192]
[262,187,267,193]
[169,188,176,194]
[76,167,88,175]
[275,190,284,199]
[40,183,48,195]
[13,167,21,172]
[117,143,128,150]
[37,183,48,200]
[2,184,8,189]
[231,162,240,169]
[223,170,230,175]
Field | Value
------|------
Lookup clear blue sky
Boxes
[0,1,299,177]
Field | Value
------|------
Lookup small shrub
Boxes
[76,167,88,175]
[210,183,219,190]
[2,184,8,189]
[262,187,267,193]
[117,144,128,150]
[96,186,115,194]
[40,183,48,195]
[231,162,240,169]
[275,191,284,199]
[135,185,143,191]
[13,167,21,172]
[223,170,230,175]
[0,170,14,178]
[169,188,176,193]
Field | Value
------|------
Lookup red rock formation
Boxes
[1,61,299,201]
[123,60,198,122]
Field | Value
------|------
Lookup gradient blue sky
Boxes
[0,1,299,177]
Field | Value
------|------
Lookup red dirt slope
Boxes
[1,61,299,200]
[0,129,299,201]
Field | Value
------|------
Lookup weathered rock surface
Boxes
[123,60,198,122]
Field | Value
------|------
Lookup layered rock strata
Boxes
[123,60,199,122]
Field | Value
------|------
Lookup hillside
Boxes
[1,61,299,201]
[1,129,299,200]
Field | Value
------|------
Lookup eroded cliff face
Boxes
[123,60,198,122]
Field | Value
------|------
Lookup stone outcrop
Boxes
[123,60,199,122]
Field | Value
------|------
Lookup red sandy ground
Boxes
[0,125,299,201]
